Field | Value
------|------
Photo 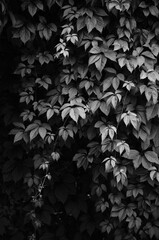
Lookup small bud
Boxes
[34,219,41,228]
[38,185,43,193]
[28,233,36,240]
[51,152,60,161]
[46,173,52,180]
[34,198,44,208]
[39,161,49,170]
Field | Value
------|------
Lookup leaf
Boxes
[104,50,117,61]
[142,51,156,59]
[102,91,113,99]
[144,151,159,164]
[100,101,110,115]
[118,57,126,68]
[47,109,54,120]
[73,150,89,170]
[140,70,147,79]
[43,28,52,40]
[116,141,130,155]
[62,130,69,141]
[77,17,85,31]
[20,27,31,44]
[88,55,101,66]
[108,2,118,10]
[28,4,37,16]
[86,17,97,33]
[141,157,152,169]
[102,77,112,91]
[137,56,145,67]
[49,23,57,32]
[94,8,107,16]
[149,5,159,17]
[111,95,118,108]
[123,149,139,159]
[89,100,100,113]
[28,178,33,187]
[89,46,101,54]
[39,127,47,139]
[13,122,25,129]
[34,157,43,169]
[69,108,79,122]
[26,123,39,131]
[30,128,39,141]
[150,170,156,180]
[14,131,23,143]
[76,107,86,119]
[61,107,70,119]
[95,55,107,72]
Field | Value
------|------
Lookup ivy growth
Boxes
[1,0,159,239]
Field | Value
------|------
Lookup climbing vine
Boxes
[1,0,159,239]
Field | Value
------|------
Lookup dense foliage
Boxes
[1,0,159,239]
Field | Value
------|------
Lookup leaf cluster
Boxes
[1,0,159,239]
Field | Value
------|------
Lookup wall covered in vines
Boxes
[1,0,159,239]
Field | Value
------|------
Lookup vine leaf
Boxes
[144,151,159,164]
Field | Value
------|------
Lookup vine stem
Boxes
[34,114,70,199]
[52,114,70,151]
[116,91,128,135]
[30,115,70,239]
[114,91,128,157]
